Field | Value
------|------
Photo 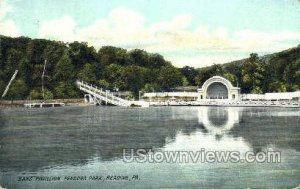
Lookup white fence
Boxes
[242,91,300,101]
[144,92,199,98]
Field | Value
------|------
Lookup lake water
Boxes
[0,106,299,189]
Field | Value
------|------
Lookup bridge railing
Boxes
[79,82,128,104]
[76,80,131,107]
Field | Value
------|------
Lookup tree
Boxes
[54,51,75,81]
[180,66,197,85]
[98,46,128,66]
[77,63,97,84]
[158,66,183,90]
[251,86,263,94]
[18,58,32,86]
[54,81,78,98]
[143,68,159,84]
[98,79,110,89]
[103,64,125,89]
[4,48,23,76]
[6,79,29,100]
[29,88,53,100]
[69,41,98,70]
[242,53,265,93]
[283,58,300,91]
[213,64,224,75]
[194,64,224,87]
[148,53,168,68]
[142,83,160,93]
[223,72,237,86]
[269,81,287,92]
[52,51,78,98]
[128,49,149,67]
[122,65,146,96]
[29,88,41,99]
[0,80,6,97]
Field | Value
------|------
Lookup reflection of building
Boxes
[197,76,240,100]
[198,107,240,135]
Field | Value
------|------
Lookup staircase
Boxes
[76,80,132,107]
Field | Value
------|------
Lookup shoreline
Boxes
[0,99,85,107]
[1,99,299,109]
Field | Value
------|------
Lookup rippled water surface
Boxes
[0,106,299,188]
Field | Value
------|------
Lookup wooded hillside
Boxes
[0,35,299,100]
[0,35,183,99]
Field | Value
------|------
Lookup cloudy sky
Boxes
[0,0,299,67]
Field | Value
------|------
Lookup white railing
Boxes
[144,92,199,98]
[76,80,131,107]
[149,99,300,107]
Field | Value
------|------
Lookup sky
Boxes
[0,0,299,68]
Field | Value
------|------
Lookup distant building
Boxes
[197,76,240,100]
[242,91,300,101]
[143,76,299,102]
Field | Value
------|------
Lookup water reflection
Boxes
[0,106,299,173]
[198,107,240,135]
[162,107,251,154]
[230,108,300,152]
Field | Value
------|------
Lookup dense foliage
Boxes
[0,36,184,99]
[0,35,299,100]
[194,48,300,94]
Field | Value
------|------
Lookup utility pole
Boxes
[1,70,18,98]
[139,91,142,101]
[105,90,108,105]
[42,59,47,100]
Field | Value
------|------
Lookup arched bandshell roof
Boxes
[201,76,234,93]
[197,75,240,100]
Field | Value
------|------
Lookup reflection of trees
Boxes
[229,109,300,152]
[198,107,300,152]
[0,110,6,128]
[0,107,200,172]
[0,106,299,172]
